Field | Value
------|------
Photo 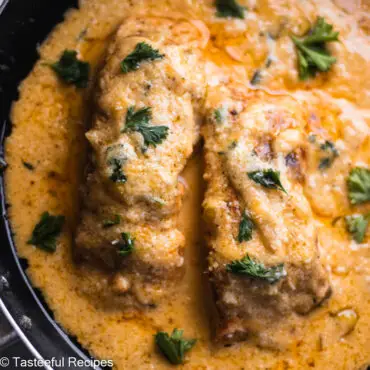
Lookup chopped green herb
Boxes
[27,212,65,252]
[51,50,90,88]
[250,56,273,85]
[308,134,317,143]
[250,69,262,85]
[214,107,226,124]
[155,328,196,365]
[226,254,286,283]
[248,169,287,193]
[108,158,127,183]
[228,141,237,150]
[347,167,370,205]
[215,0,246,19]
[265,57,273,68]
[318,140,339,170]
[345,214,370,243]
[291,17,339,80]
[22,161,34,171]
[123,106,169,149]
[120,42,164,74]
[238,212,254,243]
[299,17,339,44]
[115,232,135,257]
[103,215,121,228]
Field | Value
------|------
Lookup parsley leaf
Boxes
[215,0,246,19]
[347,167,370,205]
[22,161,34,171]
[292,17,338,80]
[345,214,370,243]
[155,328,197,365]
[123,106,169,149]
[300,17,339,44]
[115,232,135,257]
[103,215,121,228]
[250,69,262,85]
[238,212,254,242]
[120,42,164,74]
[226,254,286,283]
[27,212,65,252]
[248,169,287,193]
[108,158,127,183]
[214,107,226,124]
[51,50,90,88]
[318,140,339,170]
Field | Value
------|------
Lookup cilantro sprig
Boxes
[121,42,164,74]
[318,140,339,170]
[51,50,90,88]
[248,169,287,193]
[226,254,286,283]
[215,0,246,19]
[123,106,169,150]
[347,167,370,205]
[345,214,370,243]
[103,215,121,228]
[214,107,226,124]
[155,328,196,365]
[114,232,135,257]
[28,212,65,252]
[108,158,127,183]
[291,17,339,80]
[237,212,254,243]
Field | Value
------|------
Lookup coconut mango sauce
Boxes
[5,0,370,369]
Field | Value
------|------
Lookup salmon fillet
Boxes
[75,17,205,309]
[202,86,331,345]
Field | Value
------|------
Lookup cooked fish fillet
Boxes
[75,17,205,309]
[202,86,331,345]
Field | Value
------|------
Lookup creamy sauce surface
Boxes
[5,0,370,368]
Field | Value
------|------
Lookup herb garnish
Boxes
[250,70,262,85]
[318,140,339,170]
[215,0,246,19]
[120,42,164,74]
[108,158,127,183]
[123,106,169,149]
[214,107,226,124]
[238,212,254,242]
[51,50,90,88]
[347,167,370,205]
[23,161,34,171]
[155,328,197,365]
[345,214,370,243]
[291,17,339,80]
[248,169,287,193]
[115,232,135,256]
[103,215,121,228]
[226,254,286,283]
[28,212,65,252]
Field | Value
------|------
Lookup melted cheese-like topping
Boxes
[5,0,370,368]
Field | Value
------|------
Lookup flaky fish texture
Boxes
[202,87,331,345]
[75,17,205,309]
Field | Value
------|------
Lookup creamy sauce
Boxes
[5,0,370,368]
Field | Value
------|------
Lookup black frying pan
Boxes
[0,1,108,368]
[1,2,369,370]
